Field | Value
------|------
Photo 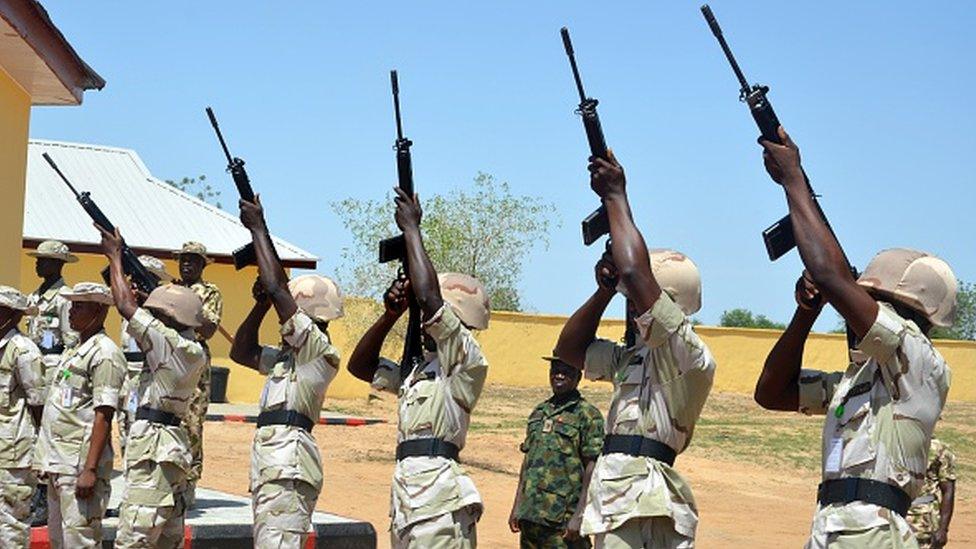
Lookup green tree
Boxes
[720,308,786,330]
[165,174,221,208]
[931,280,975,340]
[331,172,557,311]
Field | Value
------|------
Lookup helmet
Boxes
[288,275,344,323]
[857,248,957,327]
[144,284,204,328]
[649,249,701,315]
[438,273,490,330]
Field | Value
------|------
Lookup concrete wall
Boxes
[0,68,31,287]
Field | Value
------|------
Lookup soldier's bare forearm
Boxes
[107,253,137,320]
[348,311,400,382]
[603,194,661,312]
[555,288,614,370]
[249,226,298,322]
[755,306,819,410]
[82,406,113,475]
[230,301,269,369]
[402,227,444,319]
[940,481,955,535]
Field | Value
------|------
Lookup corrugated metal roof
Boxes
[24,139,317,266]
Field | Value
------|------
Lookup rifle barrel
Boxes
[42,153,82,198]
[700,5,751,94]
[560,27,588,103]
[391,70,405,141]
[205,107,235,165]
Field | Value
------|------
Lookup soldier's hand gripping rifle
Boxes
[379,70,424,383]
[43,153,160,295]
[561,27,636,347]
[206,107,258,270]
[701,5,859,349]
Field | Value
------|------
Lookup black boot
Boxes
[29,483,48,526]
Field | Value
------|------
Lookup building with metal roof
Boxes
[25,139,317,268]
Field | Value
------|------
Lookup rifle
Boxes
[206,107,258,270]
[561,27,636,347]
[701,5,859,349]
[43,153,161,295]
[379,70,424,383]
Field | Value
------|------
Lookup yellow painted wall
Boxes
[0,68,32,287]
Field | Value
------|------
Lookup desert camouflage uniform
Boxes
[907,438,956,548]
[516,390,604,549]
[251,310,339,547]
[34,331,125,548]
[185,281,222,497]
[371,304,488,549]
[0,328,45,547]
[115,308,206,549]
[798,303,950,549]
[581,293,716,548]
[117,320,145,462]
[27,277,79,381]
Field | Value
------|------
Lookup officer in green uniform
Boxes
[509,356,604,549]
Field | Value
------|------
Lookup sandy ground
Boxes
[191,389,975,548]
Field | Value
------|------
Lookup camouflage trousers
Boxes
[186,358,212,494]
[47,473,111,549]
[392,505,479,549]
[0,467,35,548]
[251,478,319,548]
[907,505,940,549]
[115,460,188,549]
[518,520,591,549]
[594,517,693,549]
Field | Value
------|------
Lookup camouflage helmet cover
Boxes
[438,272,490,330]
[288,275,344,323]
[649,249,701,315]
[143,284,204,328]
[857,248,958,327]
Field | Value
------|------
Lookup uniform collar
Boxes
[37,277,66,300]
[74,330,107,357]
[548,389,582,408]
[0,328,17,350]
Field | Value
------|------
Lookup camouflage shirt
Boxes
[799,303,950,546]
[907,438,956,543]
[0,328,45,469]
[251,311,340,493]
[581,292,716,538]
[34,331,126,477]
[516,390,604,527]
[371,304,489,534]
[27,278,78,353]
[188,281,222,342]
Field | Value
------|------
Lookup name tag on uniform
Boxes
[542,419,553,433]
[825,435,843,473]
[61,386,74,408]
[127,389,139,414]
[42,330,55,349]
[127,337,139,353]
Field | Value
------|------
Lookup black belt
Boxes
[817,478,911,517]
[396,438,460,462]
[124,352,145,362]
[602,434,677,467]
[41,345,65,356]
[136,406,181,427]
[256,410,314,432]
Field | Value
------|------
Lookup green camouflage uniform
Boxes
[798,303,951,549]
[115,307,206,549]
[0,327,45,547]
[34,331,126,548]
[251,310,340,547]
[907,438,956,548]
[582,293,716,548]
[371,305,488,549]
[27,278,79,381]
[185,280,222,498]
[516,390,604,549]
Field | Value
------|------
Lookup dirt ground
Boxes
[193,388,975,548]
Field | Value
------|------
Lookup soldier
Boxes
[908,437,955,548]
[234,194,344,548]
[0,286,45,547]
[117,256,174,461]
[175,241,223,508]
[34,283,125,548]
[347,188,490,548]
[99,226,206,548]
[753,127,955,548]
[509,356,604,549]
[26,240,79,526]
[553,151,716,548]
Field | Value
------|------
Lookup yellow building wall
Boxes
[0,69,32,287]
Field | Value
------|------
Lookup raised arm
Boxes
[759,127,877,338]
[98,226,137,320]
[755,272,822,410]
[230,279,271,369]
[347,277,409,382]
[393,188,444,319]
[588,151,662,312]
[239,195,297,322]
[554,252,618,370]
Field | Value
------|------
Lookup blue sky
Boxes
[31,1,975,330]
